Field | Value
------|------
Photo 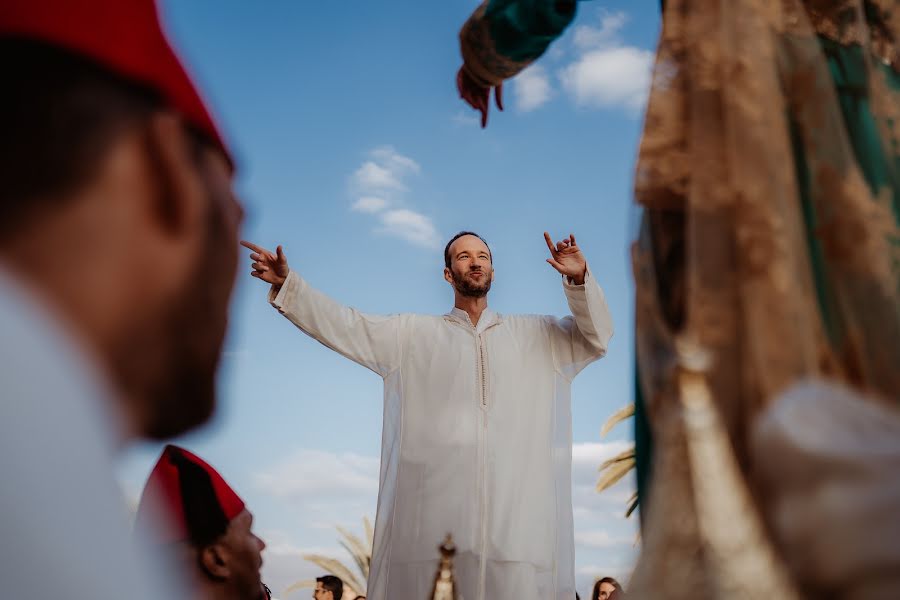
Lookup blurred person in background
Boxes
[135,445,268,600]
[314,575,344,600]
[591,577,623,600]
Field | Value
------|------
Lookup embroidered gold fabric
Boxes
[802,0,899,69]
[632,0,900,596]
[629,341,801,599]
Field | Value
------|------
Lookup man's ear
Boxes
[142,112,206,238]
[444,267,453,285]
[199,542,230,580]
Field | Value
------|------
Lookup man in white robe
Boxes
[242,231,613,600]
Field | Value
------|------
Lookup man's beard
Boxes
[451,267,492,298]
[112,204,238,439]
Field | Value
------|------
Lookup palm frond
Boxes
[600,403,635,438]
[596,455,636,492]
[598,446,635,470]
[340,540,370,581]
[301,554,364,595]
[363,516,375,552]
[624,491,639,518]
[337,525,371,578]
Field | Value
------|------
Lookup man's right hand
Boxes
[240,240,289,288]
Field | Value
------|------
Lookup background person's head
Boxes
[136,445,267,600]
[314,575,343,600]
[443,231,493,300]
[0,5,243,440]
[592,577,623,600]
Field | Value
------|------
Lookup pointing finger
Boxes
[240,240,267,254]
[543,232,557,256]
[276,245,286,264]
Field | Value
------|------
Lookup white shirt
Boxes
[270,269,613,600]
[0,268,182,600]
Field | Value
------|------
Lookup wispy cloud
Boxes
[378,209,441,249]
[348,146,440,249]
[559,10,653,114]
[452,110,481,127]
[256,448,379,500]
[560,46,653,112]
[572,11,629,51]
[351,196,389,214]
[575,528,634,549]
[514,64,553,112]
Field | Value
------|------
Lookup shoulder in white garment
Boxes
[0,268,187,600]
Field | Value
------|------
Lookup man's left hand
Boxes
[544,232,587,285]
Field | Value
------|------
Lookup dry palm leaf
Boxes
[363,516,375,551]
[600,403,635,438]
[596,447,636,492]
[625,490,639,518]
[337,525,371,579]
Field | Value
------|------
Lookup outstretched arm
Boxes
[241,241,401,377]
[542,232,614,378]
[457,0,577,127]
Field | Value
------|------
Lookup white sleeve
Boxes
[269,270,402,377]
[546,268,614,379]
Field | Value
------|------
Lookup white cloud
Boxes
[348,146,440,249]
[371,146,420,175]
[560,46,654,112]
[555,9,654,114]
[572,11,629,51]
[352,161,404,193]
[256,449,379,500]
[350,147,420,197]
[351,196,388,214]
[575,528,634,549]
[514,64,553,112]
[378,209,441,249]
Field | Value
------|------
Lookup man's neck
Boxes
[453,294,489,327]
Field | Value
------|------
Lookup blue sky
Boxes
[117,1,661,597]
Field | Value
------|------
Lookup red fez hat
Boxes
[135,445,245,546]
[0,0,233,167]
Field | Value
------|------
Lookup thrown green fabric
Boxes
[484,0,577,62]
